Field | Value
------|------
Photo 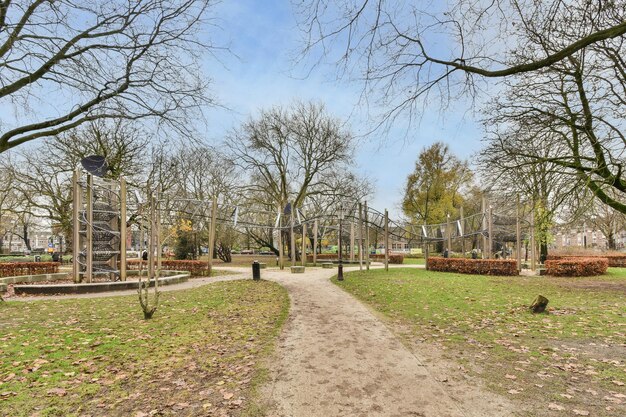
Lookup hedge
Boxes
[126,259,210,276]
[369,254,405,264]
[0,262,60,278]
[545,257,608,277]
[547,254,626,267]
[427,257,518,276]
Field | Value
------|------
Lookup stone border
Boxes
[13,270,190,296]
[1,272,70,286]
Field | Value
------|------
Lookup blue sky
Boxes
[0,0,485,220]
[204,1,484,218]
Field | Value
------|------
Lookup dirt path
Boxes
[6,264,513,415]
[258,265,512,417]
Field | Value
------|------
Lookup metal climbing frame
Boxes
[72,170,127,283]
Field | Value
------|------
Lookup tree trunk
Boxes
[608,233,616,250]
[540,242,548,264]
[22,224,32,250]
[530,295,549,313]
[216,242,232,263]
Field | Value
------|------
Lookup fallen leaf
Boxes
[548,403,565,411]
[223,392,234,400]
[572,410,589,416]
[505,374,517,380]
[612,380,624,386]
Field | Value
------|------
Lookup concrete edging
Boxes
[13,271,190,295]
[1,272,69,286]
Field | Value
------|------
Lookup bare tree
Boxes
[478,131,585,259]
[166,146,241,261]
[0,0,218,153]
[296,1,626,125]
[480,27,626,215]
[4,120,150,245]
[230,101,359,254]
[573,191,626,250]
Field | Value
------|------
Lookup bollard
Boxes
[337,263,344,281]
[252,260,261,281]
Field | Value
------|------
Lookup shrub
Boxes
[0,262,60,278]
[126,259,210,276]
[545,258,608,277]
[427,257,518,276]
[547,254,626,267]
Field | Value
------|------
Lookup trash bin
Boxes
[252,260,261,280]
[51,253,60,262]
[34,255,41,262]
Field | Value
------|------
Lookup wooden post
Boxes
[301,222,307,267]
[488,205,493,259]
[86,174,93,283]
[148,192,154,280]
[290,202,296,267]
[155,189,161,279]
[120,177,127,281]
[208,195,218,274]
[516,195,521,271]
[312,219,318,267]
[72,169,81,283]
[358,203,363,271]
[481,195,487,259]
[424,239,430,270]
[384,209,389,271]
[460,206,465,257]
[446,213,452,254]
[278,209,284,270]
[364,201,370,270]
[350,222,355,262]
[530,203,536,271]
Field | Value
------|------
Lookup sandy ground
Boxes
[257,265,513,417]
[5,264,514,416]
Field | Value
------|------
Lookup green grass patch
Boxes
[0,280,289,417]
[402,257,425,265]
[334,268,626,416]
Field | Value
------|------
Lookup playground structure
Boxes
[69,165,539,281]
[71,170,127,283]
[159,195,538,273]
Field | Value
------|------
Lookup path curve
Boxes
[259,265,511,417]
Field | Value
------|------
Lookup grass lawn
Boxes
[0,280,289,417]
[402,257,425,265]
[334,267,626,416]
